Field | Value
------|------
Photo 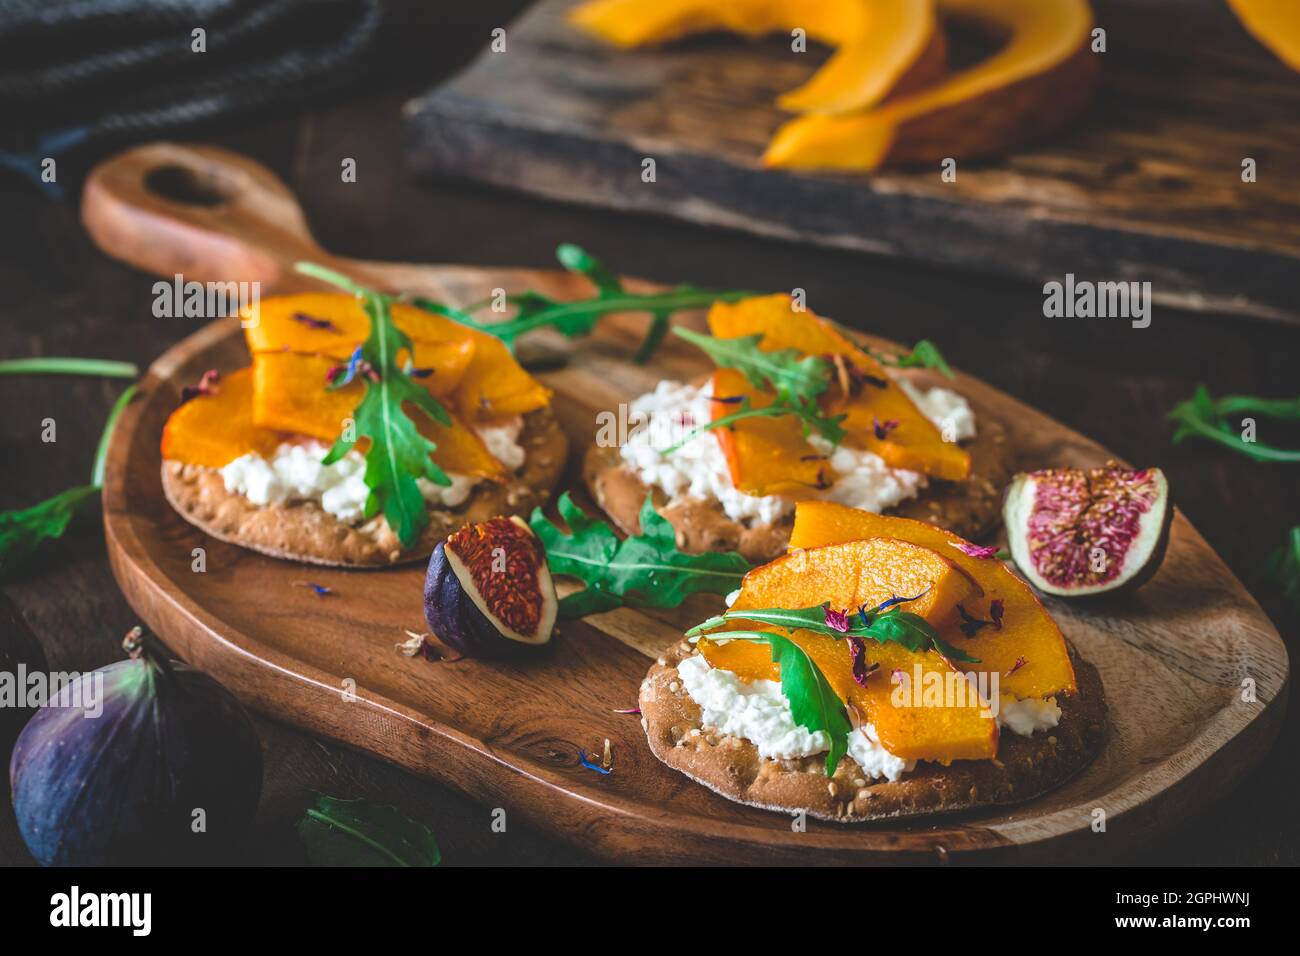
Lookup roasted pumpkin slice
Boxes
[571,0,946,115]
[162,365,502,480]
[730,536,981,630]
[764,0,1097,171]
[699,537,996,763]
[451,333,552,421]
[1228,0,1300,71]
[707,295,971,481]
[710,368,827,495]
[243,293,466,358]
[788,501,1078,699]
[422,412,508,480]
[250,342,475,440]
[242,293,550,422]
[160,367,287,468]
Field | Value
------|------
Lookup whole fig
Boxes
[9,627,263,866]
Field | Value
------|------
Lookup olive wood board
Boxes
[86,142,1289,864]
[404,0,1300,324]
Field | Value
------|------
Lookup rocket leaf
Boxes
[0,382,137,579]
[0,485,99,577]
[298,796,440,867]
[665,328,847,453]
[1169,385,1300,464]
[415,244,754,364]
[767,632,852,776]
[879,339,954,379]
[296,263,452,548]
[672,327,829,401]
[530,492,751,619]
[1266,526,1300,614]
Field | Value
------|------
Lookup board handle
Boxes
[80,142,351,291]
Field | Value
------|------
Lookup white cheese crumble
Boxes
[997,694,1061,737]
[676,655,1062,781]
[618,378,975,525]
[219,417,525,525]
[676,653,915,781]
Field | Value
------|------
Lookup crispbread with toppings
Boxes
[161,408,566,567]
[639,639,1105,823]
[584,415,1012,565]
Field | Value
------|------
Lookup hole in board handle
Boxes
[144,164,232,207]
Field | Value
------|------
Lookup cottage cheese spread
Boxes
[619,378,975,525]
[997,694,1061,737]
[676,655,1062,781]
[676,653,915,781]
[219,418,525,524]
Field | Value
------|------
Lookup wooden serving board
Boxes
[405,0,1300,324]
[87,143,1288,864]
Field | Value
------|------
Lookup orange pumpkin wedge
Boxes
[699,537,996,762]
[250,341,475,439]
[570,0,947,115]
[1228,0,1300,71]
[788,501,1077,699]
[160,368,286,468]
[707,295,971,481]
[763,0,1098,171]
[710,367,828,495]
[241,293,551,422]
[162,365,503,480]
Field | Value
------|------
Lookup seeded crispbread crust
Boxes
[639,640,1105,823]
[161,408,567,567]
[583,417,1012,565]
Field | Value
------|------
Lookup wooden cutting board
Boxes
[404,0,1300,324]
[85,142,1288,864]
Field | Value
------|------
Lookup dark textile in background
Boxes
[0,0,382,166]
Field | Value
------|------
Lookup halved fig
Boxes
[424,516,557,656]
[1004,464,1172,598]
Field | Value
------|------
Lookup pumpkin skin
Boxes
[788,501,1078,700]
[570,0,947,114]
[764,0,1099,170]
[699,536,998,762]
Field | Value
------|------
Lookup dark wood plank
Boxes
[405,0,1300,323]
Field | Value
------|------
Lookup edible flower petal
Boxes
[949,540,1001,559]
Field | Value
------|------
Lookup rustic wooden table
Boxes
[1,1,1295,866]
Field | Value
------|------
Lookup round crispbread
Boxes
[583,416,1012,565]
[161,408,567,567]
[639,640,1105,823]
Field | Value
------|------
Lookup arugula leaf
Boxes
[686,600,983,776]
[689,604,979,664]
[0,486,98,576]
[673,328,829,400]
[1169,385,1300,463]
[0,357,138,379]
[530,492,751,619]
[0,382,137,579]
[296,264,452,547]
[666,329,847,453]
[767,632,852,775]
[866,610,979,663]
[878,339,954,379]
[1266,526,1300,614]
[416,244,754,364]
[298,796,440,867]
